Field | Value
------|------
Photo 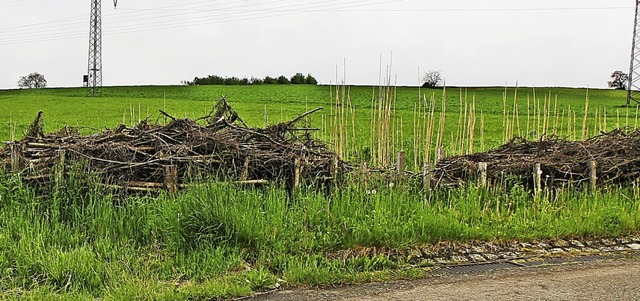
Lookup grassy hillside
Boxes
[0,85,629,170]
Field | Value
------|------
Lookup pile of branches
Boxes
[1,98,341,193]
[433,130,640,189]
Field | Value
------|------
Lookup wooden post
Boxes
[294,157,302,188]
[327,155,339,193]
[164,165,178,194]
[241,157,250,181]
[397,151,406,176]
[588,160,597,192]
[533,163,542,196]
[478,162,488,187]
[54,149,66,188]
[10,143,19,171]
[437,147,445,162]
[330,156,339,179]
[360,162,368,185]
[422,163,432,191]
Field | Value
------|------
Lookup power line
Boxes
[102,0,403,35]
[0,0,26,5]
[0,2,634,45]
[0,0,399,44]
[116,6,635,13]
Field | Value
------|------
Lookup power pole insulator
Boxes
[627,0,640,106]
[87,0,102,97]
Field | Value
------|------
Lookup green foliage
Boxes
[263,76,277,84]
[185,73,316,86]
[276,75,290,84]
[290,73,306,84]
[1,170,639,299]
[305,73,318,85]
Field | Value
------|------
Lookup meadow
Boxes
[1,84,639,300]
[0,85,632,170]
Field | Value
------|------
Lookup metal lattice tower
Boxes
[627,0,640,106]
[87,0,102,96]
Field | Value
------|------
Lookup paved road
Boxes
[255,258,640,301]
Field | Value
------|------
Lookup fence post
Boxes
[397,151,406,176]
[329,155,339,184]
[241,157,250,181]
[55,149,66,188]
[360,162,368,185]
[478,162,488,187]
[422,163,432,191]
[294,157,302,188]
[164,165,178,194]
[325,155,339,194]
[533,163,542,196]
[437,147,445,162]
[10,143,19,171]
[588,160,597,192]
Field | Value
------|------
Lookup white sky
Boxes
[0,0,635,89]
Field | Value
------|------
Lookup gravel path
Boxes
[255,258,640,301]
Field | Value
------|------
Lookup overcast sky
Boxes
[0,0,635,89]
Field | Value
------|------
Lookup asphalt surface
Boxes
[253,256,640,301]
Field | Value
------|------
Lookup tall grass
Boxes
[319,86,640,171]
[1,169,639,299]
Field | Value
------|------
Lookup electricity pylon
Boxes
[87,0,118,97]
[627,0,640,106]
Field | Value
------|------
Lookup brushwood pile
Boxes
[0,98,343,193]
[4,98,640,192]
[433,130,640,189]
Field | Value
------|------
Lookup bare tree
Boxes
[18,72,47,89]
[608,70,628,90]
[422,70,442,88]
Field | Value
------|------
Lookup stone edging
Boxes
[328,234,640,267]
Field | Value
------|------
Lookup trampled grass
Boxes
[0,170,638,299]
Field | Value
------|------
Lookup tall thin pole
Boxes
[87,0,102,97]
[627,0,640,106]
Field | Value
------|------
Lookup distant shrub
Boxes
[290,73,306,84]
[305,74,318,85]
[184,73,317,86]
[276,75,290,85]
[263,76,277,85]
[250,77,263,85]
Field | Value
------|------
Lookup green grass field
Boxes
[1,85,639,300]
[0,84,631,170]
[1,173,638,300]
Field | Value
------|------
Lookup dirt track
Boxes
[255,258,640,301]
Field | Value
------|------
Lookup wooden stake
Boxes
[10,143,19,171]
[437,147,445,162]
[164,165,178,194]
[360,162,369,185]
[397,151,406,176]
[533,163,542,196]
[327,155,339,193]
[241,157,250,181]
[589,160,597,192]
[478,162,487,187]
[329,155,339,181]
[294,157,302,188]
[422,163,432,191]
[55,149,66,188]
